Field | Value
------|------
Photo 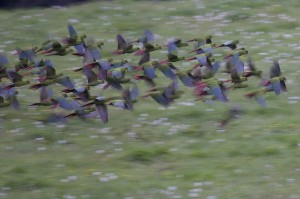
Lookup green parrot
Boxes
[110,67,128,80]
[188,43,217,55]
[0,53,9,80]
[172,38,188,48]
[175,68,194,87]
[64,107,98,120]
[29,86,55,107]
[243,57,262,78]
[81,96,124,123]
[151,61,176,80]
[43,59,63,80]
[219,106,243,128]
[163,39,185,62]
[83,67,104,87]
[4,69,30,90]
[0,85,19,109]
[218,40,239,50]
[42,41,73,56]
[186,35,213,47]
[112,34,139,55]
[245,60,286,107]
[134,61,156,80]
[63,24,86,47]
[201,77,228,102]
[142,90,173,107]
[229,67,248,89]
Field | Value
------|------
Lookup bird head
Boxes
[151,60,160,67]
[279,76,286,81]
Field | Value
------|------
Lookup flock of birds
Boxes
[0,25,287,125]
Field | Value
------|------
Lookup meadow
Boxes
[0,0,300,198]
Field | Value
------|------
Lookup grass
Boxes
[0,0,300,198]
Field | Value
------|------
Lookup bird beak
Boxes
[185,57,196,61]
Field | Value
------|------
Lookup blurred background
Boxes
[0,0,92,8]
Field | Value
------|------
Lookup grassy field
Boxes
[1,0,300,198]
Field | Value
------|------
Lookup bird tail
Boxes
[133,66,143,71]
[3,84,15,90]
[111,50,123,55]
[133,49,146,56]
[245,91,256,98]
[64,112,76,119]
[73,67,84,72]
[37,76,47,82]
[102,83,111,90]
[30,83,42,90]
[259,80,270,86]
[29,103,41,106]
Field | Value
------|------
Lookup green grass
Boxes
[0,0,300,198]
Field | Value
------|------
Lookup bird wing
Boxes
[98,60,111,70]
[74,87,90,102]
[45,59,56,77]
[83,48,95,66]
[280,80,287,92]
[235,60,245,75]
[271,80,281,95]
[270,60,281,78]
[7,69,23,83]
[55,76,75,89]
[158,64,176,79]
[0,53,9,68]
[25,49,35,63]
[138,51,150,66]
[167,41,178,55]
[83,67,98,84]
[74,43,85,55]
[212,61,220,74]
[143,64,156,80]
[211,86,228,102]
[151,92,171,107]
[68,24,78,40]
[56,97,81,111]
[143,29,155,43]
[105,77,123,90]
[10,96,20,110]
[112,69,123,79]
[95,104,108,123]
[178,73,193,87]
[40,86,53,102]
[247,57,256,72]
[87,46,101,62]
[116,34,127,50]
[255,95,267,108]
